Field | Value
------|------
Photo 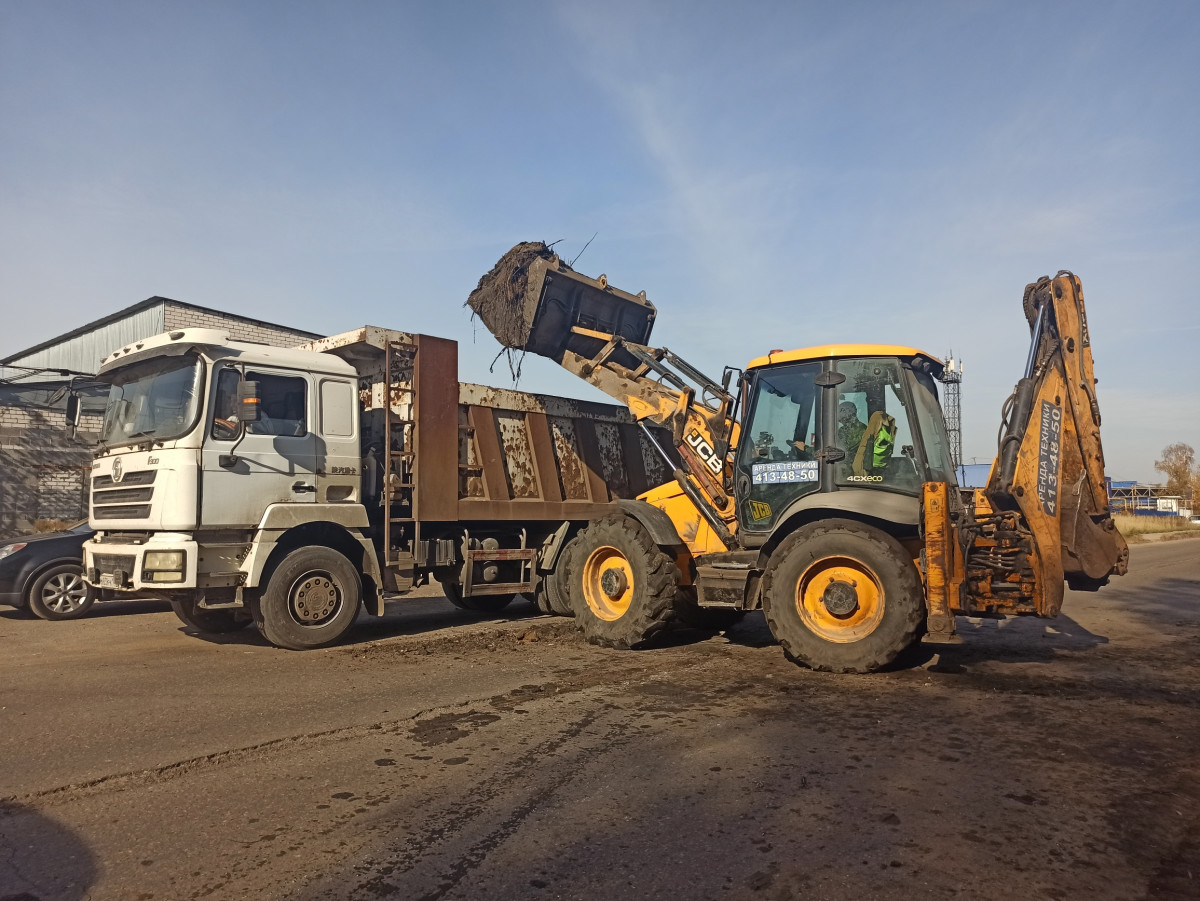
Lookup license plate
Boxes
[99,573,118,589]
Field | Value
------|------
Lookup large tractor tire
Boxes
[761,519,924,673]
[170,598,250,634]
[567,515,679,649]
[443,582,516,614]
[256,547,362,650]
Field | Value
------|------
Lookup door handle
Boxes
[292,481,317,493]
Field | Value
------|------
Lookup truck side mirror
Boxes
[237,380,262,423]
[65,393,83,429]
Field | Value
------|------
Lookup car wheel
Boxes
[28,564,97,621]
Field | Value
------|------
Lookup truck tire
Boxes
[170,598,249,634]
[567,515,679,649]
[28,564,96,621]
[536,537,578,616]
[674,587,746,632]
[257,547,362,650]
[443,582,515,613]
[761,519,924,673]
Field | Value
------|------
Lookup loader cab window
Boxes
[735,362,822,531]
[833,358,921,494]
[909,368,956,484]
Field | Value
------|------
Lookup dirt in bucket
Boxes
[465,241,559,350]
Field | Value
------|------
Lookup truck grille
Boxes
[94,504,153,519]
[93,470,156,521]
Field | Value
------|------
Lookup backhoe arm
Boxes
[970,272,1128,617]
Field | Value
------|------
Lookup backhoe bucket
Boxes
[467,242,657,363]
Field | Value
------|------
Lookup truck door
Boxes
[201,364,318,528]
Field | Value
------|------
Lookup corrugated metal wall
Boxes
[4,302,165,376]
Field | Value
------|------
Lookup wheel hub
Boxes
[600,567,629,599]
[821,579,859,617]
[294,576,338,623]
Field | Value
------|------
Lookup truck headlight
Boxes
[144,551,184,570]
[143,550,185,583]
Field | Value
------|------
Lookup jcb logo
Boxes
[685,430,724,475]
[749,500,772,521]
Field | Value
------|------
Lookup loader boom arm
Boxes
[467,244,740,544]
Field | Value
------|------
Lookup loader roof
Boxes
[745,344,942,372]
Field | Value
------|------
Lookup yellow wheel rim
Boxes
[795,555,884,643]
[581,545,635,622]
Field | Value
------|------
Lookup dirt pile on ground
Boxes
[465,241,559,350]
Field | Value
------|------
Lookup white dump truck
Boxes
[79,325,674,648]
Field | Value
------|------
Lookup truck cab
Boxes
[84,328,369,603]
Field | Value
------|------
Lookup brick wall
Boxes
[163,303,319,347]
[0,407,99,538]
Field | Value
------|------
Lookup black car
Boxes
[0,521,97,620]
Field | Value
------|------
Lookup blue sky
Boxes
[2,1,1196,482]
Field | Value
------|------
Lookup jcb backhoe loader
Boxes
[468,244,1129,672]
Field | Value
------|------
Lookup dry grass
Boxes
[1114,513,1200,538]
[33,518,76,533]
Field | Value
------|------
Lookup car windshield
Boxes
[99,354,203,449]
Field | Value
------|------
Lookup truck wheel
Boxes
[761,520,924,673]
[443,582,515,613]
[28,565,96,621]
[258,547,362,650]
[536,538,578,616]
[568,515,678,649]
[170,598,249,634]
[674,587,746,632]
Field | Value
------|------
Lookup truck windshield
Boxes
[99,355,204,449]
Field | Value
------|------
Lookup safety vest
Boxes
[852,411,897,476]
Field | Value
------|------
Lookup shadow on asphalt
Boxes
[0,801,97,900]
[179,595,550,649]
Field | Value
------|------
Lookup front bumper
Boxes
[83,535,199,591]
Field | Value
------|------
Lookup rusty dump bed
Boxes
[300,326,673,525]
[467,242,657,363]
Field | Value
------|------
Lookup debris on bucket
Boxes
[466,241,559,351]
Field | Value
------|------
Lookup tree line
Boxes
[1154,443,1200,501]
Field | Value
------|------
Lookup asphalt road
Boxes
[1,539,1197,901]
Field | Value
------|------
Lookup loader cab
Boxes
[733,345,955,536]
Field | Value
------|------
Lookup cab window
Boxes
[833,358,921,493]
[736,362,822,531]
[209,368,308,440]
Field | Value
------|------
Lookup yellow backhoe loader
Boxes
[468,244,1129,672]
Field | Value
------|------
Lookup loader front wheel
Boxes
[762,520,924,673]
[568,516,678,649]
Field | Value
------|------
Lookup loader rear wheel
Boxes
[568,516,678,649]
[258,547,361,650]
[762,520,924,673]
[443,582,515,614]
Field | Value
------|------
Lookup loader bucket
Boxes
[467,242,657,363]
